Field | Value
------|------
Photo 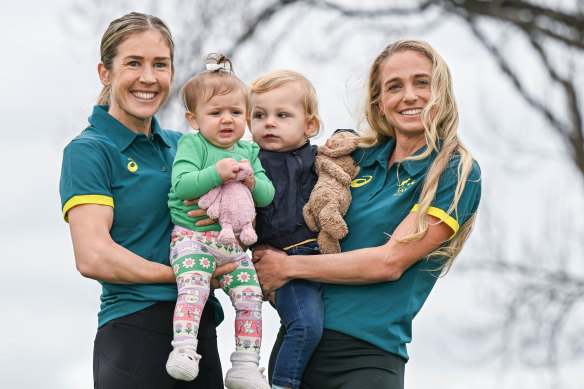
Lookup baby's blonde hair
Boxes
[180,53,250,115]
[249,70,322,138]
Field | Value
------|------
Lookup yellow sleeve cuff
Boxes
[410,204,459,237]
[62,195,114,222]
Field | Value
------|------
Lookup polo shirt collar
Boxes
[355,137,435,175]
[89,105,171,151]
[401,145,435,176]
[355,138,395,169]
[151,119,172,148]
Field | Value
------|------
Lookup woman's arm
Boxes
[68,203,175,284]
[252,212,452,295]
[68,203,235,284]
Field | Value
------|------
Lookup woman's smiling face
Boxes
[377,50,432,140]
[98,29,174,133]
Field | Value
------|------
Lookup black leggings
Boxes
[93,301,223,389]
[269,326,405,389]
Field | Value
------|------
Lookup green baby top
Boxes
[168,132,274,231]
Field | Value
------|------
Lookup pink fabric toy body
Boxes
[198,162,257,245]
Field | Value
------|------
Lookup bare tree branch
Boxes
[437,0,584,48]
[526,36,584,175]
[224,0,299,58]
[465,19,568,131]
[310,0,433,17]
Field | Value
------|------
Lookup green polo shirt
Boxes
[323,139,481,361]
[60,105,223,328]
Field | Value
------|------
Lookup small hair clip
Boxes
[206,63,231,72]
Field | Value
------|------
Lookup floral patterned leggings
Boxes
[170,226,263,353]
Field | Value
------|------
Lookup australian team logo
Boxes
[395,178,415,196]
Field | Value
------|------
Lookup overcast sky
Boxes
[1,1,582,388]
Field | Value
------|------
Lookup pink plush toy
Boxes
[198,162,257,245]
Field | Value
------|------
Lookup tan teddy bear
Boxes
[303,131,360,254]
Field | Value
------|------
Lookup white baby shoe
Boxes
[224,351,270,389]
[166,340,201,381]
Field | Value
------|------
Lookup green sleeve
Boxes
[171,133,223,200]
[248,142,275,207]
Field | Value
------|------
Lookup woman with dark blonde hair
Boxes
[59,12,232,389]
[253,39,482,388]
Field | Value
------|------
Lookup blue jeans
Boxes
[271,241,323,389]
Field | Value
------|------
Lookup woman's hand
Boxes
[184,199,218,227]
[209,262,237,290]
[252,245,291,296]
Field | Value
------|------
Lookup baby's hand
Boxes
[240,159,255,191]
[216,158,239,182]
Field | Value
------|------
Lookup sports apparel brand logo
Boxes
[127,158,138,172]
[351,175,372,188]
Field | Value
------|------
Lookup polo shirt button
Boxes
[161,167,167,172]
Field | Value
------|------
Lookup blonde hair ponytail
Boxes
[97,86,111,105]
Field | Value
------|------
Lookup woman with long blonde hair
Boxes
[253,39,481,388]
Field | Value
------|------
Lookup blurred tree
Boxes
[76,0,583,171]
[76,0,584,385]
[227,4,584,382]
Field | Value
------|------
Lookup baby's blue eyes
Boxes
[210,111,243,116]
[251,112,290,119]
